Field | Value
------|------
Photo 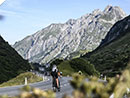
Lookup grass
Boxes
[58,60,76,76]
[0,72,42,87]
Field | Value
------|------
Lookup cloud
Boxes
[0,9,20,17]
[0,0,34,17]
[4,0,23,9]
[0,0,25,17]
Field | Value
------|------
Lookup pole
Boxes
[43,76,44,81]
[25,77,27,85]
[104,76,106,81]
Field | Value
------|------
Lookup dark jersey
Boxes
[51,71,58,78]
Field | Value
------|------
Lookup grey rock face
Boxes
[13,5,126,64]
[100,15,130,47]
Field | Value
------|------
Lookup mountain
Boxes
[0,36,31,83]
[82,15,130,76]
[13,5,126,64]
[99,15,130,47]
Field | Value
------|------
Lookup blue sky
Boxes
[0,0,130,45]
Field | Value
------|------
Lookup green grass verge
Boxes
[0,72,42,87]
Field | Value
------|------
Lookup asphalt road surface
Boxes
[0,77,73,98]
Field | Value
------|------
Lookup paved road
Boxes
[0,77,73,98]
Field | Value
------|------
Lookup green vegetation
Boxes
[0,36,31,84]
[83,32,130,77]
[0,72,42,87]
[49,16,130,78]
[70,58,99,76]
[1,62,130,98]
[50,58,64,67]
[58,60,75,76]
[49,58,64,71]
[55,58,99,76]
[82,16,130,77]
[69,62,130,98]
[69,64,130,98]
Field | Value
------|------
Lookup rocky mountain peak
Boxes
[13,5,127,64]
[104,5,126,17]
[66,19,76,25]
[104,5,114,12]
[114,6,127,17]
[92,9,101,15]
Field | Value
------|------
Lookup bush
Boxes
[70,58,99,76]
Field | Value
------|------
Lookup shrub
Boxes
[70,58,99,76]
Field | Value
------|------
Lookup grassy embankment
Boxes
[0,72,42,87]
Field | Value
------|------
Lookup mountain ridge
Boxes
[57,15,130,77]
[13,5,126,64]
[100,15,130,47]
[82,15,130,76]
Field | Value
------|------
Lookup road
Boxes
[0,77,73,98]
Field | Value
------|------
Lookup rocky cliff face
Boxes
[82,15,130,76]
[13,5,126,64]
[100,15,130,47]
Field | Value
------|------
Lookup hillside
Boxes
[83,15,130,76]
[54,58,99,76]
[0,36,31,83]
[13,5,126,64]
[0,72,42,87]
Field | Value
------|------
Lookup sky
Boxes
[0,0,130,45]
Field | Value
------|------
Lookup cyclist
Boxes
[51,65,60,92]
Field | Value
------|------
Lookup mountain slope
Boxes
[83,15,130,76]
[13,5,126,64]
[0,36,31,83]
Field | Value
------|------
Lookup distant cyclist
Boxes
[51,65,60,92]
